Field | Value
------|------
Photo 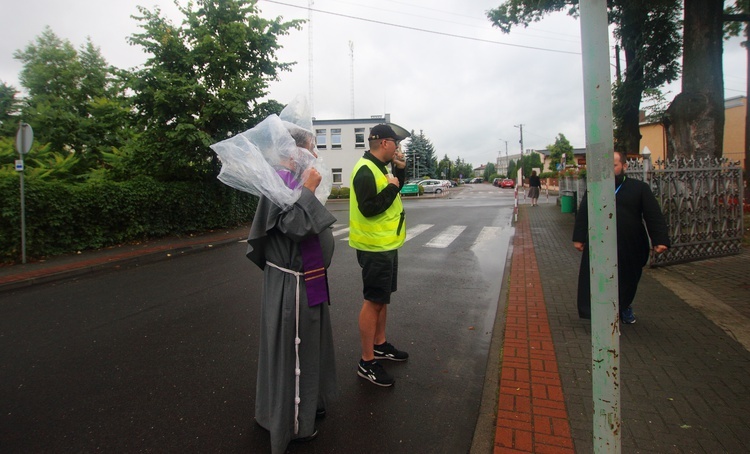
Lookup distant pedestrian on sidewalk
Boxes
[572,151,670,324]
[528,170,542,206]
[350,123,411,387]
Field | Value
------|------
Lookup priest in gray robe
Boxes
[211,97,337,453]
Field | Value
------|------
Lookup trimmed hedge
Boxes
[0,176,257,263]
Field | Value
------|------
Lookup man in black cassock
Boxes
[572,151,670,324]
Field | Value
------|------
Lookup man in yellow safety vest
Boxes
[349,123,411,387]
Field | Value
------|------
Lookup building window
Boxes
[316,129,327,149]
[355,128,365,148]
[332,168,342,184]
[331,129,342,149]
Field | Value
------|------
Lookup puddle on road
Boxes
[470,224,514,337]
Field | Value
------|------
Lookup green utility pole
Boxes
[579,1,621,452]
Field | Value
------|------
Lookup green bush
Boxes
[329,187,341,199]
[0,176,257,263]
[338,186,350,199]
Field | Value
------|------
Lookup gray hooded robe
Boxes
[247,187,338,453]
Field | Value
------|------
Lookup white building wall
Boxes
[313,114,392,188]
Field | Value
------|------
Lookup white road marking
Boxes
[472,226,503,247]
[405,224,433,242]
[332,227,349,237]
[425,225,467,248]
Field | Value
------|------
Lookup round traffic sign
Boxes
[16,123,34,155]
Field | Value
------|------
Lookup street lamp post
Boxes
[514,124,525,185]
[499,139,509,176]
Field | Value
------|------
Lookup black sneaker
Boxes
[620,306,636,324]
[373,341,409,361]
[357,360,395,387]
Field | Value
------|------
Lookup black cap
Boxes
[368,123,410,141]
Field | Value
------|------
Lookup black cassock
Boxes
[572,176,670,318]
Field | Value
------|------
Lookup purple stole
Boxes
[278,169,330,306]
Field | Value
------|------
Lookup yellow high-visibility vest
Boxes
[349,158,405,251]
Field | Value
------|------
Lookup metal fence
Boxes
[558,157,744,266]
[627,156,744,266]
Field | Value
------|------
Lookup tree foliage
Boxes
[507,159,517,178]
[13,28,128,173]
[483,162,496,181]
[452,157,474,180]
[438,154,453,179]
[487,0,681,155]
[0,82,20,138]
[125,0,302,181]
[404,130,437,179]
[520,151,543,177]
[546,133,574,172]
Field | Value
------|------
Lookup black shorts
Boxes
[356,249,398,304]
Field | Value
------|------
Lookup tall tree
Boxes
[507,159,518,178]
[520,151,543,177]
[665,0,725,159]
[611,1,681,155]
[483,162,497,181]
[14,28,84,155]
[126,0,302,181]
[487,0,681,156]
[438,154,453,179]
[13,29,126,173]
[452,157,474,180]
[0,82,20,138]
[724,1,749,170]
[546,133,575,172]
[404,130,437,178]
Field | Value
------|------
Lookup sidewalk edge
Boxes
[469,225,514,454]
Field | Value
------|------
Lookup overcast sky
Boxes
[1,0,746,167]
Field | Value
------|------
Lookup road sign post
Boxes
[16,122,33,264]
[580,1,621,451]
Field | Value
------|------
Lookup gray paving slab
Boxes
[525,203,750,453]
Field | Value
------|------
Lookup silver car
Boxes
[418,179,447,194]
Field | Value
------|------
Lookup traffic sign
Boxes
[15,160,24,171]
[16,123,33,155]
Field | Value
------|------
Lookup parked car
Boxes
[469,177,484,184]
[418,179,446,194]
[498,178,515,188]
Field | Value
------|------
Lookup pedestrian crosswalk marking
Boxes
[425,225,466,248]
[405,224,433,242]
[333,223,492,249]
[332,227,349,237]
[336,223,433,242]
[472,226,502,247]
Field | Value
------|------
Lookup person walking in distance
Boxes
[572,151,670,324]
[528,170,542,206]
[349,123,411,387]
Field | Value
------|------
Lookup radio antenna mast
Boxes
[308,0,314,115]
[349,40,355,118]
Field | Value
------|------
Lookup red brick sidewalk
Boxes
[494,209,575,453]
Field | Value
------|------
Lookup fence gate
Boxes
[627,157,744,266]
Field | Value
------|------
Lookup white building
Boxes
[312,113,397,188]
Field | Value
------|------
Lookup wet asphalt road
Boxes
[0,185,516,453]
